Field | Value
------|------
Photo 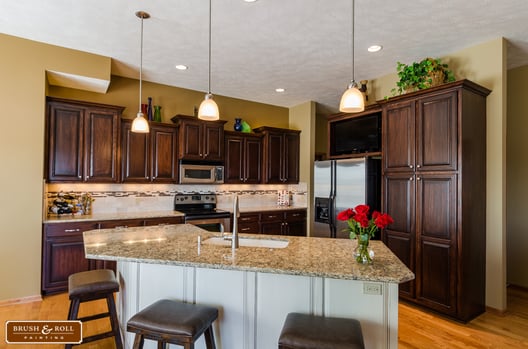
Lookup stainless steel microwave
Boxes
[179,163,224,184]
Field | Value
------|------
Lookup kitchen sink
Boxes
[202,236,289,249]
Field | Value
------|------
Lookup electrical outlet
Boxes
[363,282,382,295]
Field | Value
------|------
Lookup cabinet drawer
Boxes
[260,212,284,222]
[238,222,260,234]
[99,219,144,229]
[144,217,184,226]
[44,222,99,237]
[285,210,306,221]
[238,213,260,223]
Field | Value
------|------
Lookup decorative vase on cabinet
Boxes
[154,105,162,122]
[234,118,243,131]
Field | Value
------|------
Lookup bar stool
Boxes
[66,269,122,349]
[278,312,365,349]
[126,299,218,349]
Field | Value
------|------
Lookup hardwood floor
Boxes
[1,287,527,348]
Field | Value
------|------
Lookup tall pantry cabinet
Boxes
[381,80,490,322]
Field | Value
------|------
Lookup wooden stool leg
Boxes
[106,294,123,349]
[203,325,216,349]
[132,333,144,349]
[65,299,80,349]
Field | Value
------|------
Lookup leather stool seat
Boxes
[278,312,365,349]
[66,269,122,349]
[127,299,218,349]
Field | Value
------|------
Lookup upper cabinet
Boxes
[46,97,123,183]
[171,114,227,162]
[224,131,262,184]
[121,119,179,183]
[253,126,301,184]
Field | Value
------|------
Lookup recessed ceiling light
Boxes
[175,64,188,70]
[244,0,258,2]
[275,88,285,93]
[367,45,382,53]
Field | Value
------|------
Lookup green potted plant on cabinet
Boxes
[391,57,455,96]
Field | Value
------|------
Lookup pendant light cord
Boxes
[139,15,144,112]
[208,0,212,94]
[351,0,355,83]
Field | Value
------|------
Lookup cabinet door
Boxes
[179,120,203,160]
[382,101,415,173]
[224,135,244,183]
[416,91,458,171]
[203,123,224,161]
[415,173,457,314]
[121,119,150,182]
[84,108,119,182]
[151,124,178,183]
[284,210,306,236]
[245,137,262,184]
[264,132,284,183]
[47,102,84,181]
[42,236,90,295]
[260,211,284,235]
[382,172,416,299]
[284,132,300,183]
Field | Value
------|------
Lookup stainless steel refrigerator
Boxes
[313,157,381,238]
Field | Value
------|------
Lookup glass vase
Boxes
[154,105,162,122]
[353,238,374,264]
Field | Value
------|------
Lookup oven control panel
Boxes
[174,194,217,204]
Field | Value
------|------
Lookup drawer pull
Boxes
[64,228,80,233]
[241,227,251,231]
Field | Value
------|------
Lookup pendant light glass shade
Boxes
[199,0,220,120]
[339,81,365,113]
[132,11,150,133]
[339,0,364,113]
[198,93,219,120]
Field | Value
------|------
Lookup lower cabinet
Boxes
[41,216,184,295]
[238,209,307,236]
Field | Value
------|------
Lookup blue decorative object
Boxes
[234,118,243,131]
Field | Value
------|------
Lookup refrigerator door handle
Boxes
[329,195,336,238]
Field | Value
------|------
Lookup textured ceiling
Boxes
[1,0,527,115]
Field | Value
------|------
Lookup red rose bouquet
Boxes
[337,204,394,264]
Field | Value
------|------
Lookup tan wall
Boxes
[48,76,289,131]
[289,102,316,235]
[0,33,287,301]
[506,65,528,288]
[370,38,507,311]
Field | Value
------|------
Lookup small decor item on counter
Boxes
[234,118,243,131]
[241,120,251,133]
[154,105,162,122]
[147,97,153,121]
[337,204,393,264]
[277,190,290,206]
[391,57,455,96]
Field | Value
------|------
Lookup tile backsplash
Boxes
[45,183,307,215]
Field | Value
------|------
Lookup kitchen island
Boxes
[84,224,413,349]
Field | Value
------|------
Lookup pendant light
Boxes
[339,0,365,113]
[131,11,150,133]
[198,0,220,120]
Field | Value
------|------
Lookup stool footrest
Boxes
[78,311,111,322]
[82,330,116,344]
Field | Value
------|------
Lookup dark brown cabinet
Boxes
[171,115,226,162]
[381,80,490,321]
[253,127,301,184]
[42,216,184,295]
[46,98,123,183]
[237,213,261,234]
[259,209,307,236]
[224,131,262,183]
[121,120,179,183]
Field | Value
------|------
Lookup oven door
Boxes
[185,217,231,233]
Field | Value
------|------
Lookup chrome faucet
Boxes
[231,194,240,249]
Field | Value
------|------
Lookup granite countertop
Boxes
[43,210,185,224]
[83,224,414,284]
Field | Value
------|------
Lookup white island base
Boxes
[117,261,399,349]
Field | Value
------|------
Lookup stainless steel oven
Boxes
[174,193,231,233]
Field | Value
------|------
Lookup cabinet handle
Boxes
[409,165,414,169]
[78,175,82,179]
[114,225,128,229]
[416,164,421,168]
[409,177,414,181]
[292,213,300,217]
[64,228,80,232]
[241,227,251,231]
[417,177,421,181]
[152,176,156,180]
[146,176,150,179]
